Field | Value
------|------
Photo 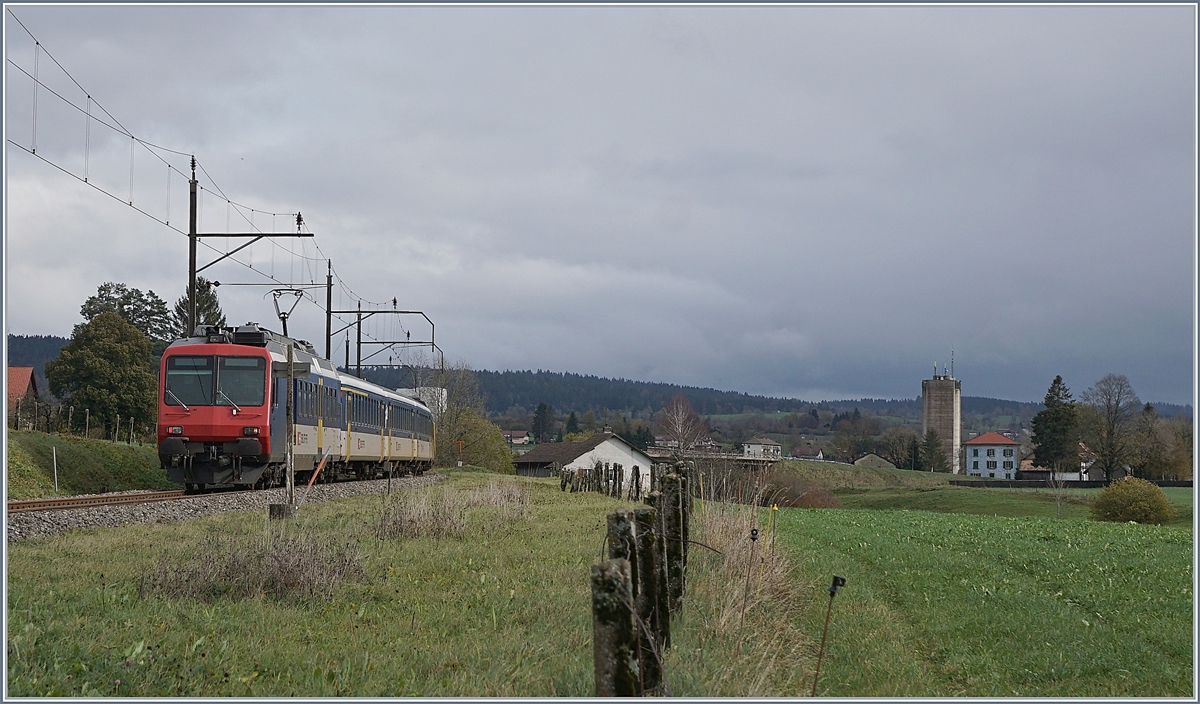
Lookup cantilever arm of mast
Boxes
[194,231,314,274]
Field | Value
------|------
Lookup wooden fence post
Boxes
[661,473,685,614]
[644,491,671,648]
[633,507,663,693]
[592,559,639,697]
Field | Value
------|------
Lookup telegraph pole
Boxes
[325,260,333,359]
[356,299,363,378]
[188,157,198,333]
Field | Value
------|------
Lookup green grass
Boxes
[5,430,174,499]
[777,508,1193,696]
[6,472,810,697]
[8,469,1192,696]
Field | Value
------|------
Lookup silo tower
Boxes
[921,359,961,473]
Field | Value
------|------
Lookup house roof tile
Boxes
[963,431,1020,446]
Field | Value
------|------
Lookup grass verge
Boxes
[5,430,173,499]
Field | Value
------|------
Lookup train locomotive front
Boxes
[157,325,278,489]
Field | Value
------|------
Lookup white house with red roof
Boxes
[963,432,1021,479]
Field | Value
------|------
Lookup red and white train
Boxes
[157,323,434,490]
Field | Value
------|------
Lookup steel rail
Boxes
[7,490,189,513]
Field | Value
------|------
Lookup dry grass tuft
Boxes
[376,478,529,540]
[140,528,364,602]
[676,497,815,696]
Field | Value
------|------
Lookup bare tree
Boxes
[656,395,706,462]
[1080,374,1141,484]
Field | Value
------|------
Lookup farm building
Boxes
[854,453,896,469]
[964,432,1019,479]
[792,445,825,461]
[742,437,782,459]
[512,432,653,485]
[1019,442,1101,481]
[502,430,530,445]
[7,366,41,419]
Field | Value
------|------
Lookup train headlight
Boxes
[242,427,261,436]
[168,426,184,435]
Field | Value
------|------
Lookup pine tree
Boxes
[172,277,226,337]
[79,282,174,343]
[1030,375,1080,476]
[920,428,950,472]
[565,411,580,435]
[531,402,556,443]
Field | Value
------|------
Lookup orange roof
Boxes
[7,367,37,409]
[963,431,1020,446]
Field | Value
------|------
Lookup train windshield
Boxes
[165,355,266,407]
[217,357,266,406]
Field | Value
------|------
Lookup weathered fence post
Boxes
[644,491,671,648]
[592,559,639,697]
[661,473,686,614]
[633,507,663,693]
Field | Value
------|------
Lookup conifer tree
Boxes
[1030,375,1080,476]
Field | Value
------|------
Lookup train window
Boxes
[165,356,214,406]
[217,357,266,407]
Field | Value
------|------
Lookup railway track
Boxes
[7,490,189,514]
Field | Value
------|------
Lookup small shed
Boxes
[512,432,653,487]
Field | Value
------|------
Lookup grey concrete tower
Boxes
[921,362,961,473]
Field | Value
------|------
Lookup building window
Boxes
[1003,461,1013,470]
[987,448,995,457]
[972,461,979,469]
[1005,473,1012,479]
[988,472,995,478]
[972,449,979,457]
[987,461,997,470]
[1003,448,1014,457]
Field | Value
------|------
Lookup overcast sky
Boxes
[4,4,1195,405]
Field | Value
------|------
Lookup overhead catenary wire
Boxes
[8,9,405,338]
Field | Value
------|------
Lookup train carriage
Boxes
[157,323,434,490]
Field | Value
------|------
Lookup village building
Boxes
[963,432,1020,479]
[1020,442,1101,481]
[502,429,530,445]
[7,367,41,426]
[742,437,782,459]
[791,444,825,461]
[512,432,654,486]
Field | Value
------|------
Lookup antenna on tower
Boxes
[951,349,954,378]
[933,362,937,378]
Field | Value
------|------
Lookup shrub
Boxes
[140,529,364,601]
[1090,477,1174,525]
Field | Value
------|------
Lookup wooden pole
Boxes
[591,559,638,697]
[633,507,663,694]
[660,474,685,613]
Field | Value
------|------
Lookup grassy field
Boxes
[6,472,813,697]
[6,430,174,499]
[7,468,1192,696]
[778,508,1193,696]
